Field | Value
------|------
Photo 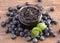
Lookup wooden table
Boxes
[0,0,60,43]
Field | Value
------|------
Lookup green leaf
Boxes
[37,22,47,31]
[31,27,40,38]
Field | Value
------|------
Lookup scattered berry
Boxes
[32,38,38,43]
[1,21,6,27]
[26,36,31,42]
[11,34,16,39]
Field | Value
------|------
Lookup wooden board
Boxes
[0,0,60,43]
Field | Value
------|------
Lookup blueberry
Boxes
[13,21,19,26]
[52,33,57,37]
[50,7,54,12]
[39,6,44,11]
[1,21,6,27]
[5,29,9,33]
[11,34,16,39]
[42,16,47,20]
[7,27,12,33]
[39,32,43,36]
[32,38,38,43]
[5,19,10,24]
[36,36,40,40]
[39,20,43,23]
[51,19,58,25]
[39,36,45,41]
[11,31,15,34]
[6,12,10,16]
[58,29,60,33]
[45,32,50,37]
[20,32,24,37]
[47,19,51,24]
[15,31,20,36]
[48,25,52,30]
[26,32,31,36]
[43,28,48,34]
[10,12,14,17]
[8,17,13,22]
[25,34,28,38]
[14,28,17,31]
[13,15,19,20]
[18,28,23,32]
[49,31,57,37]
[25,2,29,5]
[17,5,22,9]
[47,16,52,20]
[26,36,31,42]
[13,8,17,13]
[38,0,42,2]
[42,12,49,17]
[11,24,16,29]
[58,40,60,43]
[8,7,13,12]
[24,29,29,34]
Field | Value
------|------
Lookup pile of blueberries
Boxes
[1,3,58,43]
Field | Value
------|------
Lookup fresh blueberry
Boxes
[20,32,24,37]
[26,32,31,36]
[8,17,13,22]
[43,28,49,34]
[11,34,16,39]
[13,15,19,20]
[25,2,29,5]
[47,19,51,24]
[39,6,44,11]
[14,28,17,31]
[13,8,17,13]
[7,26,12,33]
[32,38,38,43]
[25,34,28,38]
[26,36,31,42]
[11,31,15,34]
[47,25,52,30]
[58,29,60,33]
[49,31,57,37]
[5,19,10,24]
[11,24,16,29]
[58,40,60,43]
[52,33,57,37]
[6,12,10,16]
[51,19,58,25]
[1,21,6,27]
[24,29,29,34]
[42,12,49,17]
[39,32,43,36]
[17,5,22,10]
[39,36,45,41]
[15,31,20,36]
[13,20,19,26]
[42,16,47,20]
[8,7,13,12]
[5,29,9,33]
[38,0,42,2]
[45,32,50,37]
[10,12,14,17]
[50,7,54,12]
[18,28,23,32]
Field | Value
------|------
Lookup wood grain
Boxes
[0,0,60,43]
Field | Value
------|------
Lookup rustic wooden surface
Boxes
[0,0,60,43]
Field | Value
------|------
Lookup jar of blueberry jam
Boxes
[18,4,42,26]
